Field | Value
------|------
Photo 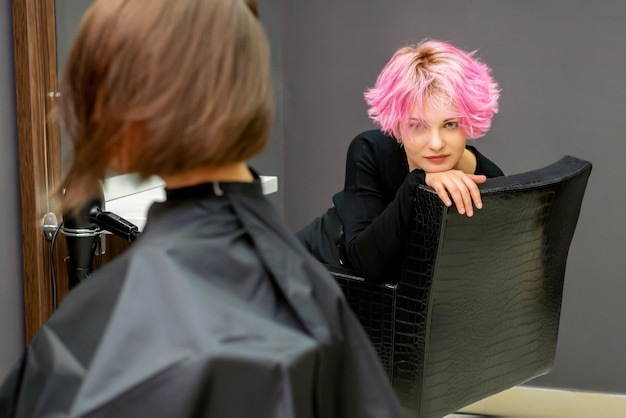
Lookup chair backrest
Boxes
[331,156,592,418]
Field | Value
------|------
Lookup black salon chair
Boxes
[327,156,592,418]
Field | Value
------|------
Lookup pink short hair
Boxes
[364,39,500,139]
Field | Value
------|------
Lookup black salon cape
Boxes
[0,180,402,417]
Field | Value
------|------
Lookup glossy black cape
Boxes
[0,180,401,417]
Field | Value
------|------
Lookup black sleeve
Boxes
[336,136,425,282]
[337,139,503,283]
[467,145,505,177]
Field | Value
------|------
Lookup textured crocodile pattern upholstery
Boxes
[329,156,592,418]
[328,266,397,376]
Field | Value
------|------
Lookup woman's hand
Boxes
[425,170,487,217]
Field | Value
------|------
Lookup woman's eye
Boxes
[409,123,425,131]
[444,121,459,129]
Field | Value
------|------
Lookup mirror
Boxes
[14,0,281,343]
[55,0,164,202]
[54,0,284,216]
[54,0,91,167]
[13,0,167,341]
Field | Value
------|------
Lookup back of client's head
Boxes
[59,0,273,212]
[364,39,500,140]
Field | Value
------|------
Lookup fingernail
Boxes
[476,202,483,209]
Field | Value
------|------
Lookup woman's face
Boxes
[398,102,467,172]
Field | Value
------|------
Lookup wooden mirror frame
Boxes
[12,0,139,344]
[12,0,62,343]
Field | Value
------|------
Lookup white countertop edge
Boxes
[103,175,278,231]
[102,174,164,202]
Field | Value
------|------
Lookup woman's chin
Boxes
[421,164,456,173]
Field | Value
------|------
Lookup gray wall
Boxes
[250,0,285,215]
[283,1,626,393]
[0,2,25,380]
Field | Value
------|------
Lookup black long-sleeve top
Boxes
[332,129,504,282]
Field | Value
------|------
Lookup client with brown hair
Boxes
[0,1,402,417]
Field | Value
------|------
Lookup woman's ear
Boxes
[392,127,402,144]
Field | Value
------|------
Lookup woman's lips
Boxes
[425,155,449,164]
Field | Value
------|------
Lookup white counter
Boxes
[102,175,278,230]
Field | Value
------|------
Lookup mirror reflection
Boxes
[55,0,92,170]
[55,0,165,204]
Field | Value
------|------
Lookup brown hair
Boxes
[58,0,273,212]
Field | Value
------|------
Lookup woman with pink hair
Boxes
[297,39,504,283]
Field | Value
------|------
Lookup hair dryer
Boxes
[62,183,141,287]
[61,191,104,287]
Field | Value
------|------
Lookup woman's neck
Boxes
[161,162,254,189]
[455,148,477,173]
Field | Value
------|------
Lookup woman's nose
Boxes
[428,130,445,150]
